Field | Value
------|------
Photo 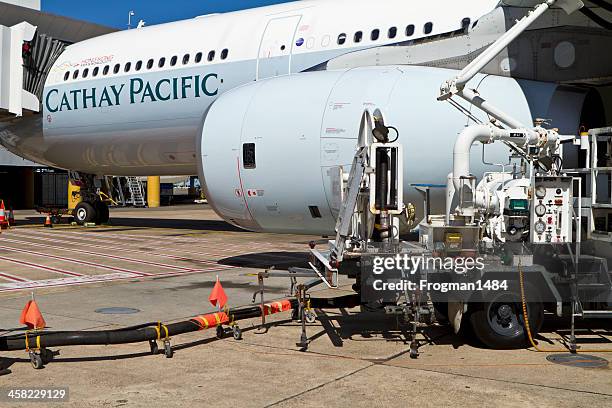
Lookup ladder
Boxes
[333,146,368,262]
[126,177,146,207]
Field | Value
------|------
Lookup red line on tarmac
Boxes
[29,231,251,251]
[0,266,232,293]
[0,254,83,277]
[0,272,30,282]
[0,238,232,275]
[16,232,241,263]
[49,229,213,244]
[11,230,225,266]
[0,244,153,277]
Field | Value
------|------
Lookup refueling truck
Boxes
[252,0,612,355]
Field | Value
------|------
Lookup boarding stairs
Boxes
[126,177,146,207]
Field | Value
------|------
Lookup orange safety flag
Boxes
[209,276,228,308]
[19,300,46,330]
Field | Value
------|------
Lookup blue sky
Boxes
[42,1,292,29]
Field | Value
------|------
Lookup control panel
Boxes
[530,176,573,244]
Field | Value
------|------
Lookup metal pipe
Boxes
[458,88,529,130]
[448,124,557,217]
[441,0,583,99]
[452,1,557,92]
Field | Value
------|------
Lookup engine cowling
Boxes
[198,65,578,234]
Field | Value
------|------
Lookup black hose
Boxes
[580,7,612,30]
[0,294,363,352]
[587,0,612,14]
[0,300,297,351]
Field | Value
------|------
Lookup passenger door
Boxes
[257,15,302,80]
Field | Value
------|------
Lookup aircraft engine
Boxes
[198,65,588,234]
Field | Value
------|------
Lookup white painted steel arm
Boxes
[439,0,583,100]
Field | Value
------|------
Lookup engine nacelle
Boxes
[199,65,576,234]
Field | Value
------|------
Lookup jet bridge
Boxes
[0,21,69,120]
[0,21,39,119]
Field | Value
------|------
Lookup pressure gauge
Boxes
[535,204,547,217]
[535,186,546,199]
[534,220,546,235]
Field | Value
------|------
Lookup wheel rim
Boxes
[76,208,87,221]
[486,295,523,338]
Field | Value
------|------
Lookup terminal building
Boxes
[0,0,114,209]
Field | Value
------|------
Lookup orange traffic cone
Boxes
[44,215,53,228]
[19,297,46,330]
[0,201,7,230]
[7,208,14,227]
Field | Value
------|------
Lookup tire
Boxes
[73,202,96,225]
[433,302,449,323]
[469,283,543,349]
[95,201,110,224]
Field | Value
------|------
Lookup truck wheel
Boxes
[95,202,110,224]
[469,286,543,349]
[74,202,96,225]
[433,302,449,323]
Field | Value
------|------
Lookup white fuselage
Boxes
[1,0,500,175]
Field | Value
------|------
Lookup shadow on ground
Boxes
[219,252,309,270]
[21,215,242,232]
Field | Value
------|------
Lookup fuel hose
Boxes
[0,299,298,352]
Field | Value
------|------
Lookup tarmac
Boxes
[0,205,610,407]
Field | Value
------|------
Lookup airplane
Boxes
[0,0,610,231]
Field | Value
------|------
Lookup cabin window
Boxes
[103,65,109,75]
[183,54,190,65]
[195,52,203,63]
[124,62,131,72]
[135,61,142,71]
[82,68,89,78]
[93,67,99,77]
[371,29,380,41]
[424,22,433,34]
[354,31,363,43]
[208,50,215,62]
[220,49,229,60]
[243,143,256,169]
[170,56,178,66]
[388,27,397,39]
[158,57,166,68]
[147,59,154,69]
[406,25,415,36]
[64,71,70,81]
[321,35,331,47]
[337,33,347,45]
[73,70,79,79]
[113,64,120,74]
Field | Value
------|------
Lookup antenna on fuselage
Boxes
[127,10,135,30]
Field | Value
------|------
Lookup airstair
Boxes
[126,177,147,207]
